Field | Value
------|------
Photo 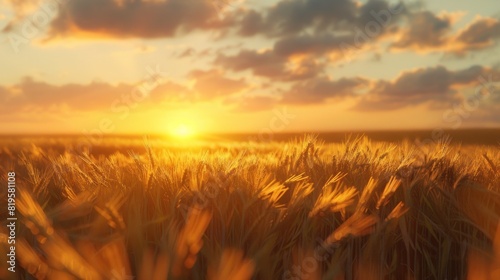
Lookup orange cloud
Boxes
[188,69,248,99]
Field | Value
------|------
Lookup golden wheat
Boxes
[0,135,498,279]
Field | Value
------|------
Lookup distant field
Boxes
[1,128,499,155]
[213,128,500,145]
[0,134,499,279]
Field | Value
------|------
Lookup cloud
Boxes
[455,17,500,52]
[217,50,500,111]
[1,77,127,111]
[3,0,499,60]
[215,49,325,81]
[235,2,499,57]
[236,0,405,38]
[176,47,196,58]
[390,14,500,55]
[257,0,358,37]
[391,11,452,49]
[0,84,9,98]
[229,65,496,111]
[41,0,231,39]
[0,76,190,115]
[188,69,247,99]
[238,9,264,36]
[149,81,192,102]
[2,0,408,41]
[0,69,249,115]
[215,30,390,81]
[273,33,353,57]
[216,1,410,77]
[281,76,369,104]
[1,65,498,125]
[355,65,494,110]
[229,95,278,112]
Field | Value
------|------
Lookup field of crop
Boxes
[1,135,499,280]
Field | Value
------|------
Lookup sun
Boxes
[171,124,195,138]
[166,110,204,139]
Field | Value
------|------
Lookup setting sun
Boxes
[171,124,195,138]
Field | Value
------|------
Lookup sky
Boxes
[0,0,500,135]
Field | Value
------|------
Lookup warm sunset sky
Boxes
[1,0,499,134]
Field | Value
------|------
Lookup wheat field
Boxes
[1,135,499,280]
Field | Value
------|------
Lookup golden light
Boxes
[166,109,206,140]
[171,123,195,138]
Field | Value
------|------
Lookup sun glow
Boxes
[171,124,195,138]
[165,109,206,140]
